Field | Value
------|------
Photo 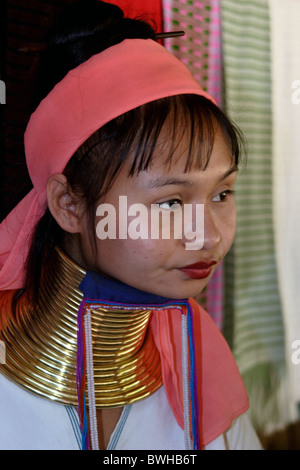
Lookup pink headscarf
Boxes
[0,39,214,290]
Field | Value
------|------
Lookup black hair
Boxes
[31,0,157,111]
[25,0,244,297]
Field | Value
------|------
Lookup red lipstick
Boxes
[178,260,217,279]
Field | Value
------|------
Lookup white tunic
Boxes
[0,373,262,450]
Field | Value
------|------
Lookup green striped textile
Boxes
[221,0,288,433]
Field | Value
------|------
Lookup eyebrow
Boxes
[219,165,238,182]
[145,165,238,190]
[145,177,195,190]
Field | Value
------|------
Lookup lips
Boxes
[178,260,217,280]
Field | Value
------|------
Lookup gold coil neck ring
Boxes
[0,247,162,408]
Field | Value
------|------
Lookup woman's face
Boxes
[77,126,237,299]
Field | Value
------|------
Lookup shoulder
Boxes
[189,298,251,446]
[205,412,263,450]
[188,297,239,370]
[0,372,79,449]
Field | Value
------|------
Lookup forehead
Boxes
[144,126,234,175]
[135,107,236,175]
[121,127,236,192]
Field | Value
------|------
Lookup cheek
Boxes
[95,238,161,274]
[222,204,237,251]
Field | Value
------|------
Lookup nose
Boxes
[182,204,221,251]
[202,206,222,250]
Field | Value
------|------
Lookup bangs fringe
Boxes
[129,95,220,175]
[124,95,243,177]
[68,94,244,200]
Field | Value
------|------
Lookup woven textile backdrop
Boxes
[220,0,288,433]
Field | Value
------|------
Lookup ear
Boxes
[47,174,83,234]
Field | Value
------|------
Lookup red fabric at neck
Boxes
[151,298,249,447]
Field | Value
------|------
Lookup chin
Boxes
[176,283,209,300]
[152,283,206,300]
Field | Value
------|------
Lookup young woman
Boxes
[0,1,261,450]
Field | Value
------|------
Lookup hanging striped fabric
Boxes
[268,0,300,424]
[207,0,223,105]
[162,0,212,91]
[221,0,289,433]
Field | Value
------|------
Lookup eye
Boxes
[156,199,182,210]
[212,190,235,202]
